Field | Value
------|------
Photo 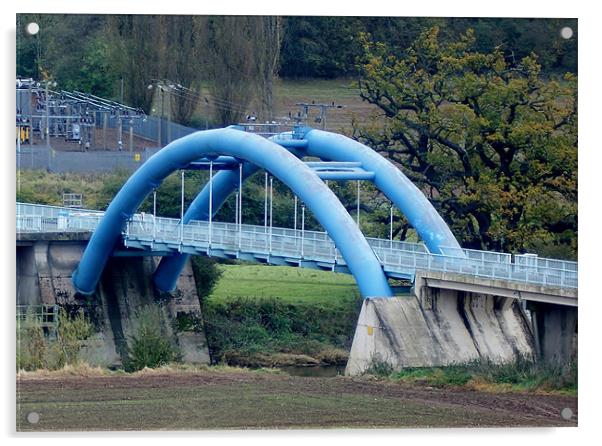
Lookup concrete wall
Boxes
[528,301,578,365]
[16,237,210,367]
[346,290,535,375]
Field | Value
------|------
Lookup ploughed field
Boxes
[17,368,577,431]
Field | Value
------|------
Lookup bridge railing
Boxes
[16,203,578,289]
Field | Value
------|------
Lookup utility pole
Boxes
[103,112,108,150]
[129,120,134,152]
[159,87,164,146]
[45,81,50,148]
[167,85,172,144]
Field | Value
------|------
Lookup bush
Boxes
[16,311,48,371]
[55,308,94,367]
[16,307,94,371]
[202,296,361,365]
[191,257,223,305]
[124,305,180,372]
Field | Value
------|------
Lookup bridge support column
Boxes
[345,274,536,375]
[527,302,577,365]
[18,237,210,368]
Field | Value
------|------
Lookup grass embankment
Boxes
[201,264,361,367]
[365,356,577,396]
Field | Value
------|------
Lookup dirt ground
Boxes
[16,369,577,431]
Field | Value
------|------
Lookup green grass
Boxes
[208,264,359,304]
[365,356,578,396]
[18,370,573,431]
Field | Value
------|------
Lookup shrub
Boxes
[16,310,48,371]
[124,305,180,372]
[55,308,94,367]
[16,307,94,371]
[202,296,361,365]
[191,256,223,305]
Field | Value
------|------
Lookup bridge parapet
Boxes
[17,202,578,292]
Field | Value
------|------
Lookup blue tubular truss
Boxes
[297,128,461,252]
[153,127,461,293]
[72,128,393,298]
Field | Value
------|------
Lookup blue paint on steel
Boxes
[313,170,375,181]
[72,128,392,298]
[154,127,461,292]
[298,128,461,253]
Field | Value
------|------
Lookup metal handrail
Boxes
[16,202,578,289]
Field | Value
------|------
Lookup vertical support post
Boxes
[239,163,243,249]
[390,205,394,249]
[180,170,185,246]
[152,189,157,243]
[356,180,361,228]
[167,88,172,144]
[264,172,268,233]
[269,176,273,254]
[129,123,134,152]
[234,191,239,232]
[209,161,213,248]
[103,112,108,150]
[294,195,298,232]
[118,111,123,151]
[159,87,163,146]
[45,81,50,148]
[27,82,32,145]
[301,205,305,258]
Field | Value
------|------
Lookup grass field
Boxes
[273,78,379,133]
[16,367,578,431]
[189,77,379,134]
[208,264,360,304]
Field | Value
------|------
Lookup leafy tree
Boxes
[252,16,283,120]
[107,15,163,112]
[160,16,208,126]
[355,27,577,258]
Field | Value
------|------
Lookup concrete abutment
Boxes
[16,236,210,367]
[346,271,577,375]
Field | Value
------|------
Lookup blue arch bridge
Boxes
[16,125,578,372]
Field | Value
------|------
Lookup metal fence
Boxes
[16,145,161,173]
[99,112,198,147]
[16,202,578,289]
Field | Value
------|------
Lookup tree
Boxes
[355,27,577,259]
[252,16,282,120]
[161,16,208,126]
[107,15,163,112]
[206,16,257,126]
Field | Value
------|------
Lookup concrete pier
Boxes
[528,301,578,365]
[346,270,577,375]
[17,233,210,367]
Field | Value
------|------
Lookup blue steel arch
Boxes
[153,127,461,291]
[72,128,393,298]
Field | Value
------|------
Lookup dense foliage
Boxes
[355,27,577,258]
[202,296,361,366]
[280,17,577,78]
[124,305,181,372]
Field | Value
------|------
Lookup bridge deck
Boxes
[16,203,578,290]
